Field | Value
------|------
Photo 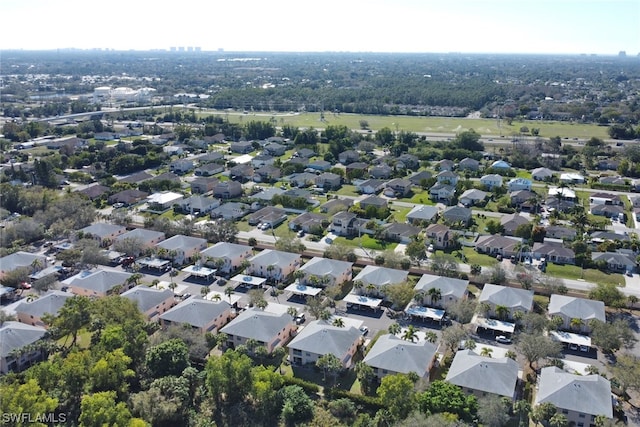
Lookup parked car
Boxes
[296,230,305,238]
[495,335,512,344]
[569,343,578,351]
[359,326,369,336]
[580,345,590,352]
[295,313,306,325]
[217,278,227,286]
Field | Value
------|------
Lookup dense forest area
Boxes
[2,51,639,123]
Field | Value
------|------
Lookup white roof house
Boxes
[298,257,353,286]
[363,334,437,379]
[121,286,176,321]
[288,320,362,368]
[0,321,47,374]
[64,269,132,297]
[414,274,468,307]
[560,172,585,184]
[0,251,48,278]
[352,265,408,290]
[478,284,534,318]
[248,250,302,281]
[220,308,296,353]
[445,349,519,399]
[548,294,605,333]
[160,297,233,333]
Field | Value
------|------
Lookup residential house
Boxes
[352,265,408,296]
[396,154,420,170]
[510,190,538,207]
[478,283,534,320]
[363,334,437,380]
[213,181,243,199]
[474,235,521,258]
[430,183,456,203]
[263,142,286,156]
[425,224,455,250]
[370,164,393,179]
[384,178,412,197]
[436,170,459,185]
[345,162,369,178]
[589,192,622,206]
[180,195,220,216]
[535,367,613,425]
[320,198,353,214]
[78,184,110,201]
[630,195,640,208]
[480,174,503,190]
[338,150,360,165]
[210,202,250,220]
[356,179,385,194]
[191,177,219,194]
[289,212,327,234]
[435,159,455,172]
[155,235,208,265]
[15,290,72,327]
[64,269,133,297]
[170,159,195,174]
[442,206,472,226]
[254,165,282,183]
[459,189,488,207]
[307,160,332,172]
[408,170,433,186]
[288,320,362,368]
[446,350,519,400]
[229,164,254,181]
[383,223,422,243]
[160,297,233,333]
[121,286,176,321]
[532,241,576,265]
[298,257,353,287]
[0,322,47,374]
[331,211,358,236]
[500,213,530,236]
[200,242,253,274]
[248,206,287,227]
[289,172,317,188]
[147,191,184,211]
[590,204,624,218]
[150,172,182,185]
[108,189,149,205]
[296,148,316,159]
[545,198,577,213]
[230,141,253,154]
[359,195,388,210]
[591,251,636,273]
[545,225,577,241]
[251,154,276,168]
[507,178,532,192]
[597,159,620,171]
[548,294,605,334]
[414,274,468,308]
[221,308,296,354]
[79,223,127,246]
[600,175,627,186]
[286,157,309,168]
[406,205,439,225]
[560,172,585,184]
[195,151,225,164]
[247,250,302,281]
[117,171,153,185]
[114,228,166,254]
[0,251,48,280]
[315,172,342,190]
[458,157,480,171]
[531,167,554,181]
[491,160,511,169]
[195,163,225,177]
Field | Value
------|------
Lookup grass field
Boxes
[462,247,498,267]
[333,235,397,251]
[195,110,610,140]
[545,263,624,287]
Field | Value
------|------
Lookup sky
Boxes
[1,0,639,55]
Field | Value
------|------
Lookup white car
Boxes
[495,335,512,344]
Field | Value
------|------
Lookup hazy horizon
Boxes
[2,0,639,56]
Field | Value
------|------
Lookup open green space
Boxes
[462,247,498,267]
[335,185,361,197]
[333,235,397,251]
[545,263,625,287]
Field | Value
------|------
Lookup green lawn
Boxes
[402,190,435,205]
[391,206,411,222]
[333,235,397,251]
[235,220,253,232]
[335,185,361,197]
[462,247,498,267]
[515,170,532,180]
[545,263,625,287]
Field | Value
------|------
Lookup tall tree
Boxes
[377,374,415,420]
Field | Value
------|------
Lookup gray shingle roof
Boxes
[15,290,72,318]
[68,269,132,294]
[414,274,468,299]
[220,308,291,343]
[157,235,207,251]
[548,295,605,323]
[122,286,175,313]
[115,228,165,244]
[249,249,301,268]
[0,251,47,274]
[0,321,47,358]
[201,242,252,259]
[299,257,353,279]
[406,204,439,221]
[353,265,408,288]
[535,367,612,418]
[160,297,231,328]
[479,284,534,312]
[80,223,126,238]
[363,334,437,377]
[288,320,361,360]
[445,349,519,397]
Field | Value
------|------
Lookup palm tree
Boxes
[427,287,442,307]
[513,400,531,427]
[413,291,425,306]
[495,305,509,321]
[388,323,401,335]
[240,260,251,274]
[464,339,476,350]
[549,413,568,427]
[201,286,211,298]
[224,286,234,303]
[25,294,38,302]
[549,315,564,330]
[480,347,493,358]
[570,317,584,332]
[353,280,364,295]
[332,318,345,328]
[318,310,332,321]
[168,282,177,293]
[425,331,437,343]
[151,279,160,288]
[365,283,377,297]
[401,325,418,343]
[256,298,268,310]
[211,293,222,302]
[287,306,298,319]
[293,270,305,283]
[505,350,517,360]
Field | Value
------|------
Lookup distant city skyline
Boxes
[2,0,639,55]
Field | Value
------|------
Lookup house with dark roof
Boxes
[210,202,250,220]
[435,159,454,172]
[229,164,254,182]
[156,235,208,265]
[288,172,317,188]
[315,172,342,190]
[263,142,286,156]
[289,212,327,233]
[230,141,253,154]
[248,206,287,227]
[359,195,388,210]
[548,294,605,334]
[425,224,455,250]
[160,297,233,333]
[296,148,316,159]
[430,183,456,203]
[221,308,296,354]
[320,198,353,214]
[363,334,437,380]
[591,251,636,273]
[510,189,538,207]
[532,241,576,265]
[383,223,421,243]
[458,157,480,171]
[459,189,488,207]
[370,164,393,179]
[384,178,412,197]
[396,154,419,170]
[108,189,149,205]
[201,242,253,274]
[346,162,369,178]
[298,257,353,287]
[475,234,521,258]
[338,150,360,164]
[408,170,433,186]
[535,367,613,424]
[117,171,153,184]
[180,195,220,216]
[78,184,110,200]
[251,154,276,168]
[213,180,243,199]
[446,350,519,399]
[195,163,225,177]
[501,213,530,236]
[122,286,176,321]
[288,320,362,368]
[0,321,47,374]
[307,160,332,172]
[590,204,624,218]
[254,165,281,182]
[589,192,622,206]
[331,211,358,236]
[15,290,72,327]
[544,225,577,241]
[356,179,385,194]
[442,206,472,226]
